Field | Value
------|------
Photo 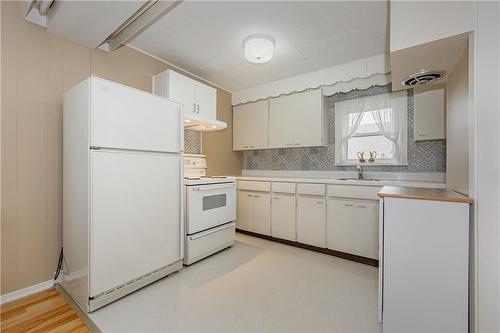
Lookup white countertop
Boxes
[236,176,446,189]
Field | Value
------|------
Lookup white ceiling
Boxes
[129,1,389,92]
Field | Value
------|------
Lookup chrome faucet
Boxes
[357,164,364,180]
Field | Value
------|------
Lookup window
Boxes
[334,91,408,165]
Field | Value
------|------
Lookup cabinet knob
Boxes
[316,201,324,205]
[196,104,200,113]
[254,195,260,198]
[357,205,367,208]
[273,197,279,200]
[193,103,196,112]
[344,204,353,207]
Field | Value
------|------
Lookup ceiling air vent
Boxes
[401,70,446,87]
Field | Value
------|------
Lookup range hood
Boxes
[184,113,227,132]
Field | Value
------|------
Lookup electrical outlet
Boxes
[272,161,279,170]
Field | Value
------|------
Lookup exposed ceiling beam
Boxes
[99,0,182,52]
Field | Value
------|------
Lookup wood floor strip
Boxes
[1,287,91,333]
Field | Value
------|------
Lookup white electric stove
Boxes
[183,154,236,265]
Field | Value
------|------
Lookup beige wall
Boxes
[446,49,469,195]
[1,1,241,295]
[203,89,242,176]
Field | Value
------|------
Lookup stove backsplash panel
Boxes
[184,130,201,154]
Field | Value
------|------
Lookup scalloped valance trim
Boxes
[232,72,391,106]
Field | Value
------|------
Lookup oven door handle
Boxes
[191,184,235,192]
[189,222,235,240]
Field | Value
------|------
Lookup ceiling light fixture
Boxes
[243,35,275,64]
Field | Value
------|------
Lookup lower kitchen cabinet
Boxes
[253,193,271,235]
[271,194,296,241]
[326,198,378,259]
[237,191,254,231]
[296,196,326,247]
[236,190,271,235]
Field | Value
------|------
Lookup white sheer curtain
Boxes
[372,91,408,163]
[335,91,408,165]
[335,100,364,156]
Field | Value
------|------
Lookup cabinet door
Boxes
[353,200,379,259]
[414,87,445,141]
[296,196,326,247]
[253,193,271,235]
[237,191,254,231]
[326,198,356,253]
[327,199,379,259]
[269,89,324,148]
[195,81,217,119]
[233,100,269,150]
[271,194,296,241]
[167,70,196,114]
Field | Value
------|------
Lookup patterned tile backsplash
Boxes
[184,130,201,155]
[243,85,446,173]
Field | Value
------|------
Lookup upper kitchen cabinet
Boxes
[390,1,474,91]
[195,81,217,120]
[153,70,216,120]
[414,85,445,141]
[233,100,269,150]
[268,89,326,148]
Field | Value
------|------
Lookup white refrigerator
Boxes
[62,76,184,312]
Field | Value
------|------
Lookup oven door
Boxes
[186,182,236,235]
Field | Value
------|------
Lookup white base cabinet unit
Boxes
[326,199,378,259]
[236,181,271,235]
[378,186,472,333]
[296,184,326,247]
[270,182,297,241]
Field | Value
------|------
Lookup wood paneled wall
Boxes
[0,1,241,295]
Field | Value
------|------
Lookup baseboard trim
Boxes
[237,229,379,267]
[0,276,63,304]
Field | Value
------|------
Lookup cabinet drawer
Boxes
[297,183,325,196]
[185,222,235,265]
[237,181,271,192]
[272,182,296,194]
[327,185,381,200]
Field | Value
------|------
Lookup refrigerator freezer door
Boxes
[91,77,182,153]
[89,150,182,297]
